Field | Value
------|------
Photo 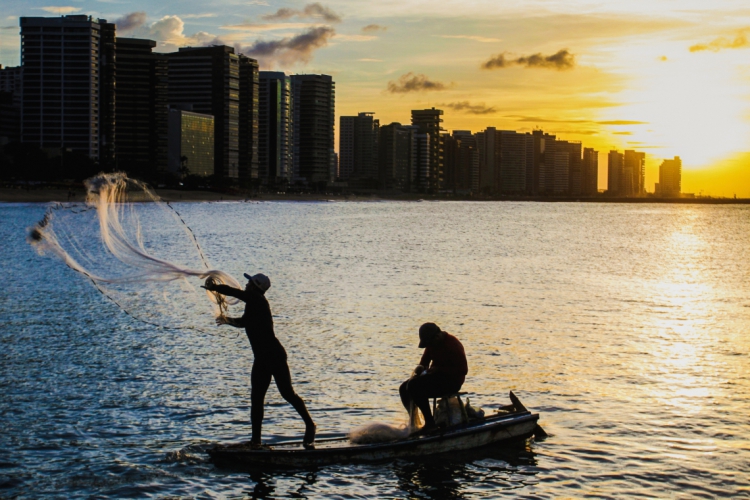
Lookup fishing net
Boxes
[348,391,424,444]
[27,172,242,333]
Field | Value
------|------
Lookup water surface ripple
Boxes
[1,201,749,498]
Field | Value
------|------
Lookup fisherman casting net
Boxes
[28,172,241,332]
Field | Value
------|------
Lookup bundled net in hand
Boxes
[28,172,241,333]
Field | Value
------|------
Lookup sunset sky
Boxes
[2,0,749,196]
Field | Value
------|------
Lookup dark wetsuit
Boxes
[213,284,313,443]
[399,333,468,424]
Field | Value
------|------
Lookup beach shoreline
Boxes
[1,187,748,204]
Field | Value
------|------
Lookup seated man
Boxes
[399,323,468,432]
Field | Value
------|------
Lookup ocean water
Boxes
[1,200,749,498]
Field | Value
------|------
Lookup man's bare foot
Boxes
[250,442,273,450]
[303,423,316,450]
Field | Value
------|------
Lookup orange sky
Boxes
[2,1,749,195]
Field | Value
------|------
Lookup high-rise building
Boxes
[475,127,497,193]
[553,142,570,195]
[582,148,599,196]
[563,141,583,196]
[258,71,293,186]
[497,130,529,194]
[607,150,624,195]
[238,55,259,183]
[291,74,335,185]
[99,20,116,168]
[0,65,22,144]
[167,46,241,180]
[529,130,556,195]
[339,115,355,180]
[168,108,214,177]
[411,108,444,192]
[378,122,416,191]
[19,16,116,162]
[114,38,168,176]
[414,133,430,191]
[0,65,22,107]
[659,156,681,197]
[443,130,479,194]
[624,150,646,197]
[339,112,379,185]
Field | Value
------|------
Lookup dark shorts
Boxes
[399,372,463,411]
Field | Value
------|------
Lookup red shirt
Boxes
[419,332,468,384]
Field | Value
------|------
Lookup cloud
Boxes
[598,120,647,125]
[149,15,188,45]
[358,58,382,62]
[114,12,146,32]
[614,131,633,135]
[262,3,341,23]
[440,101,496,115]
[506,116,648,125]
[335,34,376,42]
[386,73,450,93]
[182,13,217,19]
[438,35,501,43]
[222,22,315,32]
[689,28,749,52]
[242,26,335,67]
[562,130,598,136]
[482,49,575,70]
[40,6,80,14]
[362,24,386,33]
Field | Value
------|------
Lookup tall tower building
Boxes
[19,16,116,162]
[258,71,293,186]
[659,156,681,197]
[553,141,570,195]
[498,130,529,194]
[529,130,556,195]
[624,150,646,197]
[607,150,624,195]
[339,115,355,180]
[0,65,22,143]
[475,127,497,193]
[238,55,259,183]
[582,148,599,196]
[167,46,241,180]
[443,130,478,194]
[291,74,335,185]
[115,38,168,176]
[339,112,379,185]
[563,141,583,196]
[411,108,444,192]
[378,122,416,191]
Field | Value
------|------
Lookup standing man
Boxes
[204,273,316,449]
[399,323,468,432]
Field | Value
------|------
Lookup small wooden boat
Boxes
[207,392,544,468]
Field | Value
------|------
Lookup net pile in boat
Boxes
[348,401,423,444]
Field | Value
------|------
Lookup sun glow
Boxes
[598,38,750,194]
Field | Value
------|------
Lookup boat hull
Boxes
[208,412,539,468]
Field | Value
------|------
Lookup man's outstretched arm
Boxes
[216,315,246,328]
[203,282,246,301]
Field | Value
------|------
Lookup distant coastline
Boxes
[1,187,748,204]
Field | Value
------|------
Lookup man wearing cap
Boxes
[399,323,468,432]
[204,273,316,449]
